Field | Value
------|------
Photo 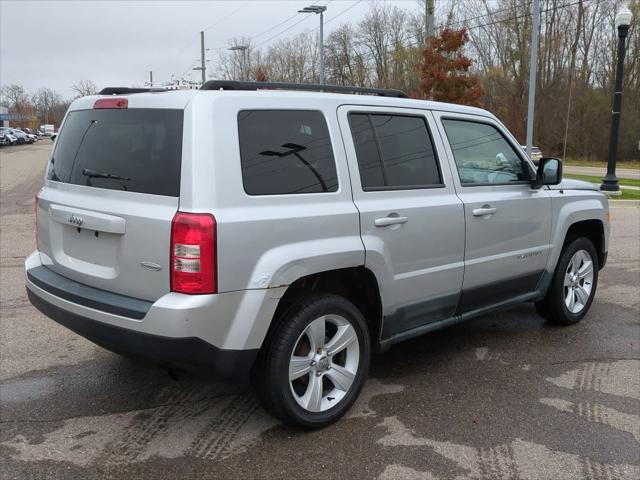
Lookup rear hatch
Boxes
[36,101,184,301]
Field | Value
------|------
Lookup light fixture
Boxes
[298,5,326,14]
[615,6,632,29]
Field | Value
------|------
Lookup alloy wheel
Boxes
[564,249,594,314]
[288,314,360,413]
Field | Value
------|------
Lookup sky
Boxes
[0,0,427,99]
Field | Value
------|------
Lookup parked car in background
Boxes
[12,129,31,144]
[22,128,39,141]
[40,124,55,137]
[0,131,8,146]
[6,133,18,145]
[15,129,37,144]
[521,145,543,164]
[0,127,27,145]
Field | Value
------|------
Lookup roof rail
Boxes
[98,87,152,95]
[200,80,408,98]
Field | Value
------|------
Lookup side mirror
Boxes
[51,134,57,141]
[536,157,563,186]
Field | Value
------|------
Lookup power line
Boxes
[156,1,250,78]
[256,0,334,49]
[257,14,313,47]
[155,33,200,76]
[404,0,600,48]
[250,12,301,40]
[177,60,200,80]
[202,1,251,33]
[467,0,599,30]
[324,0,364,26]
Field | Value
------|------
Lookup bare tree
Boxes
[31,88,63,124]
[0,84,29,110]
[213,0,639,160]
[71,80,98,98]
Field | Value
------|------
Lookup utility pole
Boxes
[425,0,435,40]
[525,0,540,159]
[299,5,327,84]
[200,31,206,84]
[149,71,153,85]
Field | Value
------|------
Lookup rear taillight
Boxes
[34,191,40,249]
[94,98,128,109]
[170,212,216,294]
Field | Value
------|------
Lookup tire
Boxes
[535,237,599,325]
[253,294,371,429]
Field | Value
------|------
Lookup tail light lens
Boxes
[170,212,216,294]
[35,191,40,249]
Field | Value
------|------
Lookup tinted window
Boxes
[48,109,183,196]
[348,114,385,188]
[348,113,441,190]
[442,119,528,185]
[238,110,338,195]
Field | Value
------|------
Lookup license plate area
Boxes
[52,223,120,279]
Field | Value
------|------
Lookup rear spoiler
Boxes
[98,87,151,95]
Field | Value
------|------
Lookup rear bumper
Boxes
[25,251,287,381]
[27,288,257,382]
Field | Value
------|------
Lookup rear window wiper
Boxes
[82,168,131,181]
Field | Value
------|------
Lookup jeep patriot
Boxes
[26,81,609,428]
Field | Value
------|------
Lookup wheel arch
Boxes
[548,197,609,273]
[263,266,383,348]
[563,219,606,269]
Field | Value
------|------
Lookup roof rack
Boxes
[200,80,408,98]
[99,87,152,95]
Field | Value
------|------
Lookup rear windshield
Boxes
[48,108,183,196]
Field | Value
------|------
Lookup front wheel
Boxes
[253,294,371,429]
[535,237,599,325]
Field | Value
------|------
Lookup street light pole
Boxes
[319,8,324,84]
[601,6,633,194]
[299,5,327,84]
[229,45,249,80]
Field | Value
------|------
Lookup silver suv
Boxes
[26,81,609,428]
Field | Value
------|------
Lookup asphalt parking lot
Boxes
[1,142,638,479]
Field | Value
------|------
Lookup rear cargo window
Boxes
[238,110,338,195]
[48,109,183,196]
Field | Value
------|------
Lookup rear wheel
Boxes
[253,294,370,429]
[535,237,598,325]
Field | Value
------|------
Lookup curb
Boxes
[609,200,640,206]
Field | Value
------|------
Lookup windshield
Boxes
[48,108,183,196]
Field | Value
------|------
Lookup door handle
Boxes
[472,206,497,217]
[374,215,408,227]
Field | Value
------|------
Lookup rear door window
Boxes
[238,110,338,195]
[48,109,183,196]
[348,113,442,190]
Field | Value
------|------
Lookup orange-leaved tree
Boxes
[255,68,268,82]
[419,28,483,107]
